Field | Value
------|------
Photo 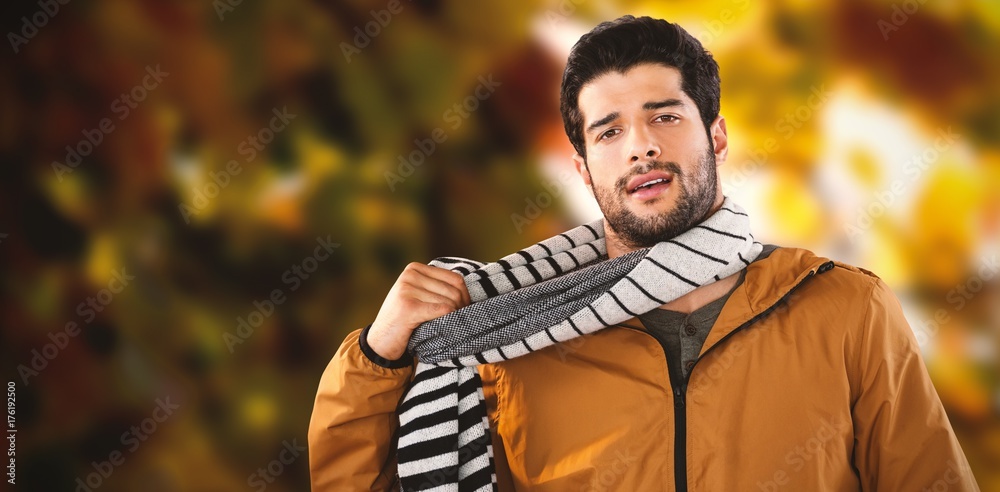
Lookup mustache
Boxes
[614,161,683,191]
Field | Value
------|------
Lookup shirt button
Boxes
[684,324,697,336]
[685,360,695,371]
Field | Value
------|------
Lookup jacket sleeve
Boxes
[850,277,980,491]
[308,324,415,491]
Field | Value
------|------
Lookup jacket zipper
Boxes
[619,260,834,492]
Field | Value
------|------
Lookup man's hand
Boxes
[367,262,471,360]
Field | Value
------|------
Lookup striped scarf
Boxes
[395,197,762,491]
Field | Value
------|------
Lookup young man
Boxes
[308,15,979,491]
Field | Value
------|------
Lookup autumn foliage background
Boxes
[1,0,999,490]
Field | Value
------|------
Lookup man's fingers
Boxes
[406,285,462,312]
[405,263,471,306]
[435,267,471,306]
[409,275,468,308]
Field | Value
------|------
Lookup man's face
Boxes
[573,62,726,249]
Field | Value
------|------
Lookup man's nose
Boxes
[628,127,660,163]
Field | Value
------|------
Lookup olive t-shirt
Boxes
[637,268,747,382]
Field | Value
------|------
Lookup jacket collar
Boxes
[616,245,833,357]
[702,245,833,356]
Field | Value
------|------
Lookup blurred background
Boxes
[1,0,998,490]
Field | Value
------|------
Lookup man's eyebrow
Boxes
[585,99,687,134]
[643,98,685,111]
[585,112,619,134]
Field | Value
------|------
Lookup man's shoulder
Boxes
[756,244,885,300]
[751,246,900,347]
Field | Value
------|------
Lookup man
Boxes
[308,15,979,491]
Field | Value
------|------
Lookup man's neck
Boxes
[602,195,736,314]
[657,270,741,314]
[603,232,635,261]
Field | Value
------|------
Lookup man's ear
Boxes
[572,153,592,187]
[710,115,728,166]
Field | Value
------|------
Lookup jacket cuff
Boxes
[359,323,414,369]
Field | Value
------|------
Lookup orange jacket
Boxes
[308,247,979,491]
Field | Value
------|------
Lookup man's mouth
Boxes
[626,171,674,199]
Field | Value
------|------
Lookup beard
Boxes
[589,148,718,249]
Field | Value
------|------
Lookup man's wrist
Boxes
[360,323,414,369]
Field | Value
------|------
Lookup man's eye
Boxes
[655,115,678,123]
[599,129,620,141]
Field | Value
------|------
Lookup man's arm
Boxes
[850,277,979,491]
[308,263,471,490]
[308,324,414,491]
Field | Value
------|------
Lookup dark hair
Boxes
[559,15,721,160]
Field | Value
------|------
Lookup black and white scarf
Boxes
[395,197,762,491]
